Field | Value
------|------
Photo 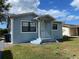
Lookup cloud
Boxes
[36,9,68,18]
[70,0,79,10]
[66,15,79,20]
[6,0,40,14]
[6,0,79,21]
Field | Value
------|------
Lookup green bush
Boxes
[0,28,8,37]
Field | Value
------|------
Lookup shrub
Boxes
[0,29,8,37]
[59,35,71,42]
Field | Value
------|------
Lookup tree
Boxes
[0,0,11,22]
[0,28,8,37]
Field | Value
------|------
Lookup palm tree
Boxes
[0,0,11,22]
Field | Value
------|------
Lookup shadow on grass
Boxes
[59,36,74,42]
[3,50,13,59]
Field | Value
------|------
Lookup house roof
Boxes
[9,12,62,23]
[63,24,79,28]
[10,12,56,21]
[54,21,62,24]
[10,12,38,18]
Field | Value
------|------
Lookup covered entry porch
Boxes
[31,15,55,44]
[37,15,55,41]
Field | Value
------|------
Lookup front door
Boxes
[40,20,51,39]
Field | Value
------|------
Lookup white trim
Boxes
[38,21,41,38]
[11,18,14,44]
[41,38,52,39]
[20,20,37,33]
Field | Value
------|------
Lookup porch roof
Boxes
[35,15,56,21]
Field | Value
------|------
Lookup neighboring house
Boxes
[7,12,62,44]
[62,24,79,36]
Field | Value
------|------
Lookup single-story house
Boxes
[62,24,79,36]
[7,12,62,44]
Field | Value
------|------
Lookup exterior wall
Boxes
[70,28,77,36]
[11,15,38,43]
[10,14,62,43]
[52,23,62,40]
[62,27,79,36]
[62,27,71,36]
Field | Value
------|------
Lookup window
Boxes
[21,21,36,32]
[52,24,58,30]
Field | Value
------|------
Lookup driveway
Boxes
[0,40,4,59]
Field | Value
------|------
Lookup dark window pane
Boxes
[30,22,36,32]
[53,24,57,30]
[30,27,36,32]
[22,21,28,26]
[22,26,28,32]
[22,21,36,32]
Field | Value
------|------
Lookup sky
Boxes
[0,0,79,28]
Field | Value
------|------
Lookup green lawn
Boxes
[3,37,79,59]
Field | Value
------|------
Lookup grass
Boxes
[3,37,79,59]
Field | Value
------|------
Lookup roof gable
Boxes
[37,15,56,21]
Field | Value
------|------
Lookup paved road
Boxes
[0,41,4,59]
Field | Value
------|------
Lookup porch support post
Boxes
[11,18,14,44]
[30,20,42,44]
[38,21,41,38]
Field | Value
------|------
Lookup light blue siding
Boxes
[52,23,62,40]
[12,16,38,43]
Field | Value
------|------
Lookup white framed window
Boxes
[21,21,36,32]
[52,24,58,30]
